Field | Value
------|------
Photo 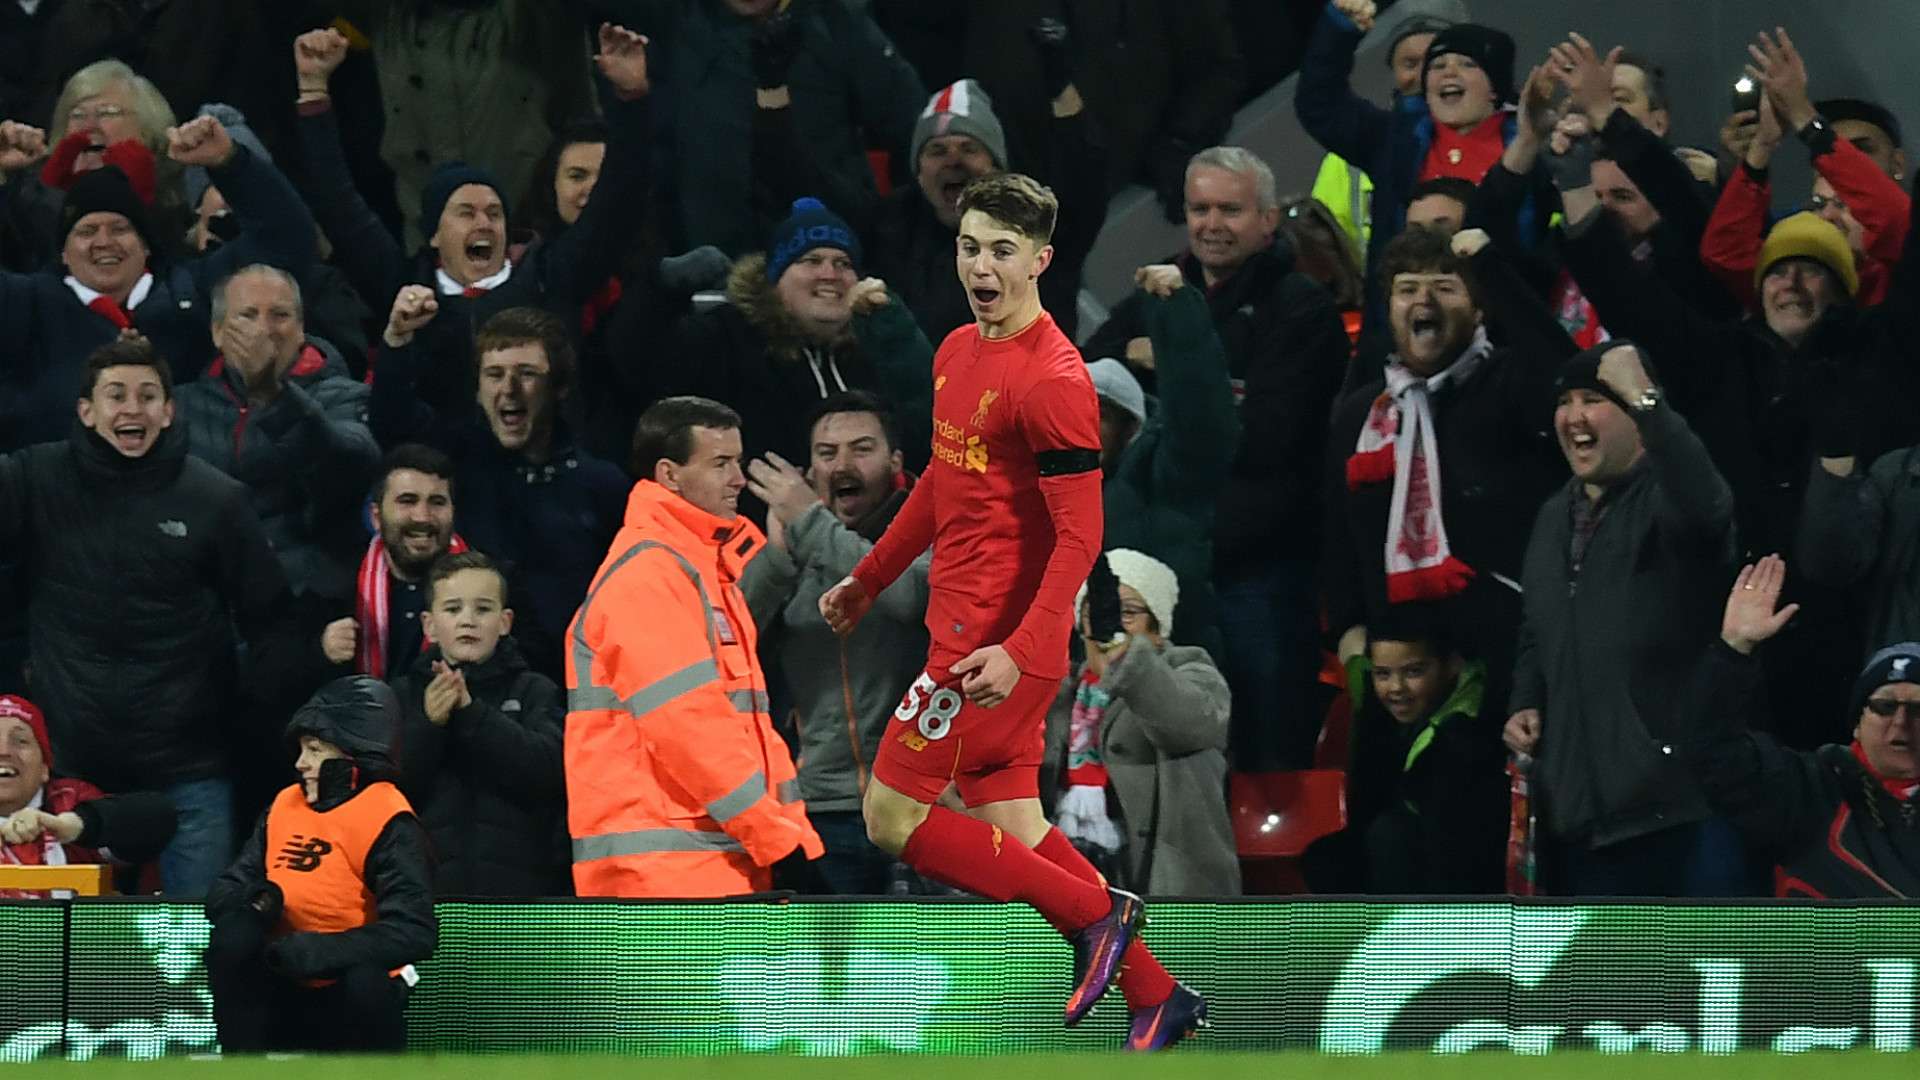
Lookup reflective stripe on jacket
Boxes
[565,481,822,897]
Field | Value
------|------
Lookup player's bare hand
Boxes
[320,617,358,665]
[1134,263,1185,298]
[820,576,873,635]
[952,644,1020,708]
[1331,0,1376,32]
[848,277,892,315]
[1504,709,1542,755]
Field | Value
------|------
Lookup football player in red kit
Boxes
[820,174,1205,1050]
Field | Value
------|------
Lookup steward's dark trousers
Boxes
[205,916,410,1052]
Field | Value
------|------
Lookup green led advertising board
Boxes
[3,899,1917,1059]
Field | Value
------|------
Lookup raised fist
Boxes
[294,28,350,88]
[384,284,440,346]
[848,277,892,315]
[1134,263,1185,298]
[0,120,48,173]
[166,116,234,168]
[1332,0,1377,32]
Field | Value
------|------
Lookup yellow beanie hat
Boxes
[1755,211,1859,299]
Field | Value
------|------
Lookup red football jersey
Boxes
[852,311,1102,681]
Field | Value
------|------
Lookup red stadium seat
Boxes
[1228,769,1348,894]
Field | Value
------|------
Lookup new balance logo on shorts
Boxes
[273,834,334,872]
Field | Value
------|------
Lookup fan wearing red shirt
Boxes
[821,174,1205,1050]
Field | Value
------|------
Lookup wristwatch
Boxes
[1629,385,1662,414]
[1796,114,1837,156]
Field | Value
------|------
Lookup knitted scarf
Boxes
[353,533,467,678]
[1066,668,1110,787]
[1347,326,1492,604]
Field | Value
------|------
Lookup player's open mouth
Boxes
[0,766,19,778]
[971,288,1000,306]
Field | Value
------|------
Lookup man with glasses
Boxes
[1681,555,1920,897]
[1702,29,1909,307]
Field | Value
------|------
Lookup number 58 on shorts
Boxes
[894,671,962,741]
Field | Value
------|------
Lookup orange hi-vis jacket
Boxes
[264,780,415,986]
[566,481,823,897]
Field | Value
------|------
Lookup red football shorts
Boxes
[871,665,1057,807]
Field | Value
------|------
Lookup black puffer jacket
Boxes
[389,638,568,898]
[1684,643,1920,898]
[176,337,379,602]
[0,422,289,791]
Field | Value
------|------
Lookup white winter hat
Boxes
[1074,548,1180,639]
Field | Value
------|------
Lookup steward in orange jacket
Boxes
[568,463,823,897]
[203,676,436,1053]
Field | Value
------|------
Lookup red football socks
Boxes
[899,806,1113,931]
[1033,827,1176,1009]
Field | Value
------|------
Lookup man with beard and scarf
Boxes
[0,337,294,896]
[291,24,653,422]
[1323,226,1565,713]
[330,445,465,683]
[661,197,934,496]
[367,303,626,682]
[740,391,930,895]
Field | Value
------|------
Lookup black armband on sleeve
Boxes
[1035,448,1101,477]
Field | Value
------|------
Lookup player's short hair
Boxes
[956,172,1057,247]
[1185,146,1278,213]
[632,395,742,475]
[1377,224,1481,307]
[803,389,900,453]
[426,550,508,606]
[82,335,173,399]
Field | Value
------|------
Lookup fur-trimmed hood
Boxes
[727,252,860,365]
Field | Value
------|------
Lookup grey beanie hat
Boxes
[910,79,1009,170]
[1087,358,1146,425]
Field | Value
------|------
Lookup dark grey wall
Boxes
[1078,0,1917,334]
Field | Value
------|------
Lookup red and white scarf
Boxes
[1346,327,1492,604]
[353,533,467,678]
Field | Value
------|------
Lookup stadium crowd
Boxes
[2,0,1918,927]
